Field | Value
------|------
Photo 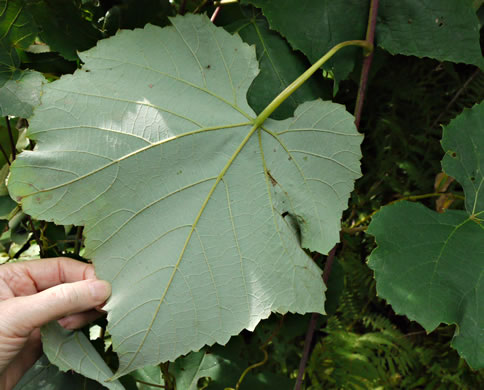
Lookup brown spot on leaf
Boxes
[267,170,277,186]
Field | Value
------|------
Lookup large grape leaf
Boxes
[8,14,363,376]
[367,102,484,369]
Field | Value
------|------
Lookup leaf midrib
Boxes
[21,122,251,195]
[117,121,261,375]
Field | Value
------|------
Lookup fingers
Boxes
[0,257,96,295]
[58,310,104,330]
[1,279,111,337]
[0,330,41,390]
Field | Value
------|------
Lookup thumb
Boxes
[3,279,111,336]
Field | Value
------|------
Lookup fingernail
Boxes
[95,304,107,313]
[88,280,111,302]
[58,317,70,328]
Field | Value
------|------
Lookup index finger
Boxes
[0,257,96,295]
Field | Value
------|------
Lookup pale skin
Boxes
[0,257,111,390]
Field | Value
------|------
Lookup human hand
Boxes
[0,257,111,390]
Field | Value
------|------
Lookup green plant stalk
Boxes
[254,40,372,127]
[234,348,268,390]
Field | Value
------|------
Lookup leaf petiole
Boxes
[254,40,373,127]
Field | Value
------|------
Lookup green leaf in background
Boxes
[28,0,102,61]
[0,69,46,117]
[14,354,108,390]
[367,102,484,369]
[41,322,125,389]
[8,14,362,376]
[377,0,484,68]
[104,0,174,32]
[19,51,78,77]
[0,0,37,49]
[171,347,294,390]
[226,8,329,119]
[0,162,16,219]
[441,103,484,213]
[0,0,37,86]
[0,41,20,87]
[170,350,221,390]
[130,365,164,390]
[246,0,484,89]
[244,0,369,88]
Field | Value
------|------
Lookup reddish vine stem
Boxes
[74,226,84,256]
[295,2,379,387]
[179,0,187,15]
[354,0,380,129]
[294,246,337,390]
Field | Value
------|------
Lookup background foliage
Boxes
[1,0,483,389]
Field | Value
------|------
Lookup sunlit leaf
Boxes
[8,14,362,376]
